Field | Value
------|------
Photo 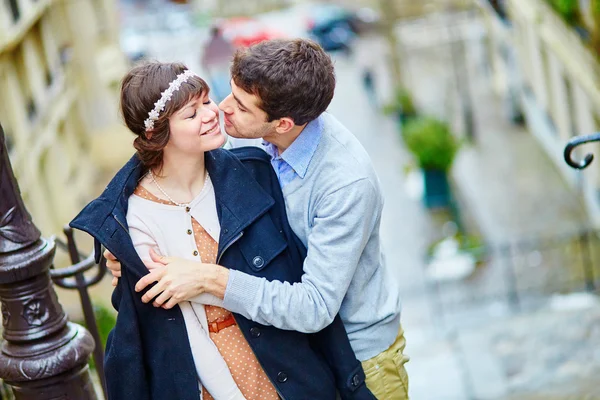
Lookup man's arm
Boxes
[222,178,380,332]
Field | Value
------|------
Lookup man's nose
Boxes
[219,94,233,113]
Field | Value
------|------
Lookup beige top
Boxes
[128,177,277,400]
[127,176,243,399]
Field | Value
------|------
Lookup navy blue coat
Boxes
[70,147,375,400]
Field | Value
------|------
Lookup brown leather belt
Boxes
[208,314,237,333]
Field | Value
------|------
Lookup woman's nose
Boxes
[201,106,217,122]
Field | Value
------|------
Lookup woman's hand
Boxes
[103,249,121,287]
[136,249,229,309]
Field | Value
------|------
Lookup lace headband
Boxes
[144,69,196,131]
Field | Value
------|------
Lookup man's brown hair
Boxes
[120,61,209,172]
[231,39,335,126]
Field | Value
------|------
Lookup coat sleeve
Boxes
[104,268,151,400]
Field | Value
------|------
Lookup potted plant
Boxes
[383,86,418,126]
[549,0,579,22]
[402,116,459,208]
[590,0,600,53]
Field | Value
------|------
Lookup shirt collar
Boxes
[262,115,323,179]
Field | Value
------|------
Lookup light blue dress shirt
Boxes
[262,116,323,189]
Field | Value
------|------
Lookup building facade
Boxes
[480,0,600,225]
[191,0,290,17]
[0,0,127,235]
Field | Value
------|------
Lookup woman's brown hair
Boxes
[120,61,209,172]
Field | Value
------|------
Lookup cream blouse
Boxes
[126,175,245,400]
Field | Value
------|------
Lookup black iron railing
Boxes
[52,228,108,399]
[425,228,600,327]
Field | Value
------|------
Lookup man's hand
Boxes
[104,249,122,287]
[135,249,230,309]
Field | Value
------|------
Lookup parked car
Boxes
[305,4,357,52]
[219,17,285,48]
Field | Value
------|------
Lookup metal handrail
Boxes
[564,132,600,169]
[50,226,108,399]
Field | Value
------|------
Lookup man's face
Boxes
[219,80,277,141]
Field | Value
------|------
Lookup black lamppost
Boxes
[0,124,97,399]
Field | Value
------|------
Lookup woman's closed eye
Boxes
[188,110,197,119]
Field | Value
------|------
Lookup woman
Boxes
[70,61,374,400]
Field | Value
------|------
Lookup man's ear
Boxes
[275,117,295,134]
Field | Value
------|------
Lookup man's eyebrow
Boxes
[232,93,250,111]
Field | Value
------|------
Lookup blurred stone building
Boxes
[191,0,290,17]
[480,0,600,226]
[0,0,127,236]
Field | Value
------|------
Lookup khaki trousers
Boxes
[361,326,410,399]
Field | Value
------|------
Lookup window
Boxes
[563,75,577,137]
[5,0,19,23]
[32,24,53,87]
[14,49,36,122]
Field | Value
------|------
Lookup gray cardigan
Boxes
[224,113,401,361]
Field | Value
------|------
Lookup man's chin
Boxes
[223,126,242,139]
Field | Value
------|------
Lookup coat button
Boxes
[185,206,191,212]
[193,250,198,256]
[277,372,288,383]
[352,374,361,387]
[250,327,261,338]
[252,256,264,268]
[187,229,192,235]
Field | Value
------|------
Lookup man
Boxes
[108,38,408,399]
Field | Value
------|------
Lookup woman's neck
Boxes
[151,152,207,203]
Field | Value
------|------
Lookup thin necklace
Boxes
[147,170,208,209]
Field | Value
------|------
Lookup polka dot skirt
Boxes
[134,185,279,400]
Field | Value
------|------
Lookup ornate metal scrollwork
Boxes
[21,298,50,327]
[564,132,600,169]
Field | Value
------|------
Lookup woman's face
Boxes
[166,91,225,156]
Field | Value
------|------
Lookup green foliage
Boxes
[402,117,459,172]
[383,86,417,117]
[593,0,600,15]
[426,232,487,265]
[76,302,116,371]
[93,302,116,349]
[548,0,580,23]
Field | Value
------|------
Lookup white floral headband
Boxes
[144,69,196,131]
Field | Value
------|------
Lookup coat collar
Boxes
[205,149,274,251]
[74,149,274,252]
